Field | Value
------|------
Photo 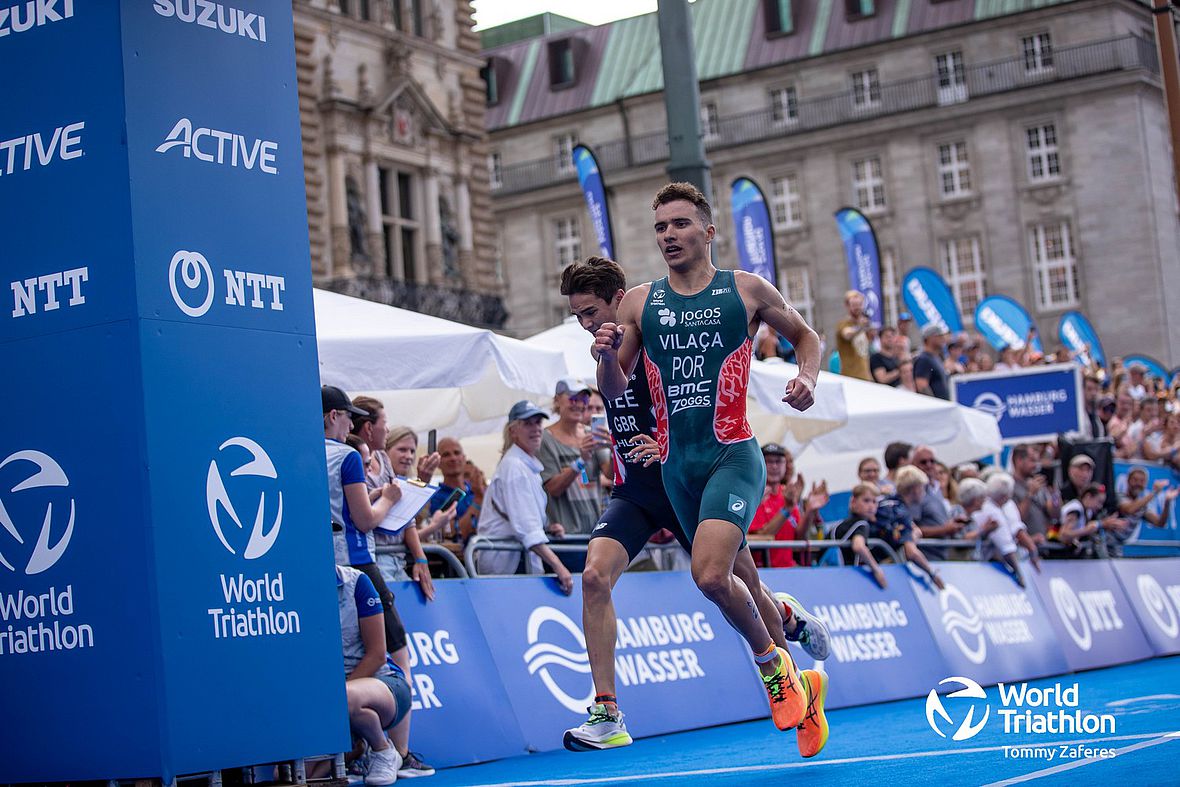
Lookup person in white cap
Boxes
[539,377,605,536]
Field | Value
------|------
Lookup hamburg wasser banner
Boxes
[834,207,883,328]
[1057,311,1106,368]
[730,177,777,286]
[572,145,615,260]
[951,364,1083,443]
[902,267,963,334]
[975,295,1043,353]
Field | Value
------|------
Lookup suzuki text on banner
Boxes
[731,177,777,286]
[573,145,615,260]
[901,267,963,334]
[951,364,1083,444]
[834,207,883,327]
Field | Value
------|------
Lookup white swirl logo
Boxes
[658,307,677,327]
[206,437,283,559]
[0,451,75,575]
[971,392,1007,422]
[523,606,594,714]
[926,676,990,741]
[1050,577,1092,651]
[169,249,215,317]
[1137,574,1179,639]
[940,583,986,664]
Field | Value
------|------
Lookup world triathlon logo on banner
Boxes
[0,450,96,658]
[523,605,715,714]
[204,437,300,642]
[925,675,1117,761]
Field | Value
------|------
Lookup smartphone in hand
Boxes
[427,429,437,455]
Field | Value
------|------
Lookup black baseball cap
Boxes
[761,443,788,457]
[322,385,369,416]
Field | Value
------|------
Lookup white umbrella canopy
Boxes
[313,289,568,438]
[751,361,1003,490]
[525,318,849,444]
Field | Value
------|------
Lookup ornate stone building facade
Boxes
[482,0,1180,362]
[294,0,505,327]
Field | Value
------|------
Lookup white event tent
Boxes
[314,289,568,443]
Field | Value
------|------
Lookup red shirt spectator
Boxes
[748,486,801,568]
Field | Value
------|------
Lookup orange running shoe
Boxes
[796,669,830,758]
[761,647,808,730]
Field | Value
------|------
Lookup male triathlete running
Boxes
[596,182,828,752]
[574,247,828,757]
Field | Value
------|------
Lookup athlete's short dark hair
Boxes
[559,256,627,303]
[652,182,712,225]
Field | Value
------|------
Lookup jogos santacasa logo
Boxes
[0,451,75,575]
[206,437,283,559]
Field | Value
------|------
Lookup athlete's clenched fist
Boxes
[782,376,815,411]
[594,322,624,362]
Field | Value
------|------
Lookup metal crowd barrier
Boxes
[375,543,469,578]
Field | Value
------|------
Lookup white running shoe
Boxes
[563,704,634,751]
[777,591,831,661]
[365,745,402,785]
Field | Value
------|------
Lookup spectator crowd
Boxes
[317,309,1179,781]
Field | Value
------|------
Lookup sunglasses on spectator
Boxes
[567,394,590,404]
[915,457,936,465]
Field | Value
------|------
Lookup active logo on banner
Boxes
[951,364,1083,443]
[151,1,268,42]
[204,437,298,642]
[156,118,278,174]
[925,676,1117,761]
[0,0,76,41]
[0,122,84,179]
[168,250,286,318]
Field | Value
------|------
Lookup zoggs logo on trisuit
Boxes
[151,0,267,42]
[155,118,278,175]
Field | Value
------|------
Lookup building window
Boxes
[880,248,898,327]
[548,38,576,87]
[852,156,887,213]
[379,166,421,283]
[358,0,371,20]
[846,0,875,18]
[1030,221,1079,309]
[488,152,503,190]
[770,174,803,230]
[554,216,581,269]
[390,0,402,30]
[935,51,967,105]
[700,102,720,142]
[481,62,499,106]
[770,86,798,126]
[940,236,986,322]
[555,134,575,174]
[938,141,971,198]
[764,0,794,35]
[850,69,881,110]
[1026,124,1061,182]
[782,267,814,325]
[410,0,424,36]
[1022,32,1053,73]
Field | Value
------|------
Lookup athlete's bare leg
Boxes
[690,520,777,673]
[732,546,789,650]
[581,537,631,698]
